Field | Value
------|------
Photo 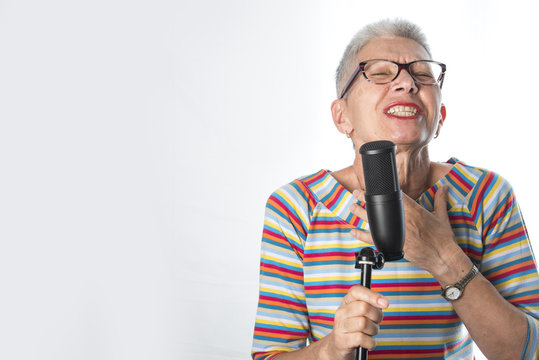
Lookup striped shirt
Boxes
[252,159,539,359]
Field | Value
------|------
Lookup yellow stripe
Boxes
[485,241,524,257]
[261,254,301,268]
[274,188,310,226]
[257,319,305,330]
[495,272,538,288]
[482,175,502,206]
[456,163,478,184]
[377,338,461,346]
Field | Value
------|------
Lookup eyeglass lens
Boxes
[364,61,442,84]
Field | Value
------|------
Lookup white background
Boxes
[0,1,537,359]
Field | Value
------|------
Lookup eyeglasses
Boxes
[339,59,446,99]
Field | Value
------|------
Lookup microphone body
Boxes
[359,141,404,261]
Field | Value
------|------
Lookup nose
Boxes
[392,68,418,94]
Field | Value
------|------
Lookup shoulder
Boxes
[446,159,516,215]
[446,158,513,196]
[267,170,329,206]
[264,170,329,220]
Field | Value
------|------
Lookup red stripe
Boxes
[301,169,326,185]
[326,185,345,209]
[488,263,536,282]
[384,314,459,321]
[469,171,494,220]
[259,295,305,308]
[269,196,306,237]
[261,262,303,278]
[254,326,306,337]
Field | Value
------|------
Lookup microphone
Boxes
[359,140,404,261]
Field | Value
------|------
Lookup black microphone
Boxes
[359,140,404,261]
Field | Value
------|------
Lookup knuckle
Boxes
[357,316,367,330]
[365,320,380,336]
[375,308,384,323]
[373,323,380,335]
[334,308,345,323]
[369,338,377,351]
[349,284,363,296]
[357,301,369,314]
[359,333,377,350]
[378,309,384,323]
[355,333,373,350]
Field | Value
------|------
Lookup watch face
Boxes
[445,287,461,300]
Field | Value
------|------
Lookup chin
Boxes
[388,134,429,148]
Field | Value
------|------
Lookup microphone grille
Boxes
[360,140,394,153]
[359,141,400,195]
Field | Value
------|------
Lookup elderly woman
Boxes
[251,19,539,360]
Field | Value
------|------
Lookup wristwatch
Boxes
[441,265,479,301]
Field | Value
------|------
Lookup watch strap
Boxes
[441,264,479,300]
[457,264,479,290]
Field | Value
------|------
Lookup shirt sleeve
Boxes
[477,171,539,359]
[251,183,312,360]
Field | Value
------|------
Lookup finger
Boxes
[350,229,374,245]
[342,300,385,324]
[335,330,377,352]
[342,285,389,309]
[434,185,449,220]
[352,189,366,203]
[350,202,368,221]
[355,332,377,351]
[341,316,380,336]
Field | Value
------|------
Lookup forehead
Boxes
[357,36,431,62]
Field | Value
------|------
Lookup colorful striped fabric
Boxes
[252,159,539,360]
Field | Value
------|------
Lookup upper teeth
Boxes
[387,105,418,116]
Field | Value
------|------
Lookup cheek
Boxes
[423,93,442,124]
[354,92,384,121]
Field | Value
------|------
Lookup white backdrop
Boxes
[0,1,537,359]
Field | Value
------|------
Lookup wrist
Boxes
[317,332,354,360]
[431,248,473,287]
[315,333,332,360]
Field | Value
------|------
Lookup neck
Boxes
[349,145,432,199]
[394,146,431,199]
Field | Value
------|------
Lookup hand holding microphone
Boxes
[324,141,403,360]
[354,140,405,360]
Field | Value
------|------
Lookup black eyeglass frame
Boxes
[339,59,447,99]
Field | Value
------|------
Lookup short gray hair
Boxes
[335,19,432,97]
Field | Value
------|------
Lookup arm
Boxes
[252,185,388,360]
[350,183,539,360]
[252,188,310,359]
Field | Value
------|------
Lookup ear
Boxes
[440,103,446,123]
[331,99,353,135]
[435,103,446,138]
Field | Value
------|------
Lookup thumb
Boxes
[434,185,449,220]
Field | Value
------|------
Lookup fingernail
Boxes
[350,204,356,211]
[378,297,389,308]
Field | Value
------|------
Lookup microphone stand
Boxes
[355,247,385,360]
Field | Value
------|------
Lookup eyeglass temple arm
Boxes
[339,66,362,99]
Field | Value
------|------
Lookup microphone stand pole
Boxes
[355,247,384,360]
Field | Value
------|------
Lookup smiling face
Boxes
[332,36,445,150]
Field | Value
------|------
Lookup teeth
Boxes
[387,105,418,116]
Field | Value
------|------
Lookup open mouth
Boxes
[386,105,419,117]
